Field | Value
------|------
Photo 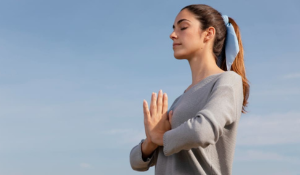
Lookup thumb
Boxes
[169,110,173,121]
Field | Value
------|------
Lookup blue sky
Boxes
[0,0,299,174]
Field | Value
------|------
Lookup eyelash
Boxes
[181,27,187,30]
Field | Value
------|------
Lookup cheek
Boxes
[183,31,201,50]
[173,31,202,58]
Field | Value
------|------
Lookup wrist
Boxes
[144,138,158,149]
[150,132,164,146]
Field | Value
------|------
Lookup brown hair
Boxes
[181,4,250,114]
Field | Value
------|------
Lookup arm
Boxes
[163,77,243,156]
[129,138,159,171]
[129,93,185,170]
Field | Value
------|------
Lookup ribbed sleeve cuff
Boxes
[163,129,180,156]
[139,139,154,162]
[163,132,169,156]
[163,120,194,156]
[130,139,154,171]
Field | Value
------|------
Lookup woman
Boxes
[130,4,250,175]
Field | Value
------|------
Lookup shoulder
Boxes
[212,71,244,106]
[214,71,242,88]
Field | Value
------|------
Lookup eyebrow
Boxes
[172,19,191,29]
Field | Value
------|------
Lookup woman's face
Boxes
[170,9,208,60]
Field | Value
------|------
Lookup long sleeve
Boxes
[129,93,183,170]
[129,138,159,171]
[163,77,243,156]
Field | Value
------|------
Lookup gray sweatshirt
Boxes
[129,71,244,175]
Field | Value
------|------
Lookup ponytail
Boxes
[226,17,250,114]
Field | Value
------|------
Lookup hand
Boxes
[168,110,173,128]
[143,89,171,146]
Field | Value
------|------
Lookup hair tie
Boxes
[217,15,240,71]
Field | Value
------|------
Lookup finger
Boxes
[162,93,168,115]
[169,110,173,123]
[150,92,157,118]
[157,89,163,115]
[143,100,150,122]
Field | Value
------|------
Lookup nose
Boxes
[170,31,177,40]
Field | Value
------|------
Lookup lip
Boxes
[173,43,181,46]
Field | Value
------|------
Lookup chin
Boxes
[173,50,190,60]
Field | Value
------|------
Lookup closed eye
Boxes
[181,27,187,30]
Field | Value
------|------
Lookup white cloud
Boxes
[251,87,300,96]
[280,73,300,79]
[80,163,92,169]
[237,111,300,146]
[235,149,300,164]
[103,128,146,145]
[105,111,300,147]
[264,172,297,175]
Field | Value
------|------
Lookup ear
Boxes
[204,27,215,43]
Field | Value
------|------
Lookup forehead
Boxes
[173,9,195,24]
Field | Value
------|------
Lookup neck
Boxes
[187,51,224,86]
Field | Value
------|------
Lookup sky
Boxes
[0,0,299,174]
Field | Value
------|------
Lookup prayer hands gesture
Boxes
[143,89,173,146]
